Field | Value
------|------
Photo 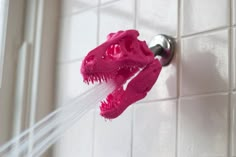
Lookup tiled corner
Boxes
[55,110,94,157]
[140,50,178,102]
[93,108,132,157]
[133,100,176,157]
[232,92,236,156]
[181,0,229,35]
[137,0,177,41]
[178,94,228,157]
[61,0,99,16]
[180,30,229,96]
[99,0,135,43]
[58,9,98,63]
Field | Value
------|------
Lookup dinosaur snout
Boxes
[82,55,96,73]
[85,55,95,64]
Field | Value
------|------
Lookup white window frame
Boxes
[0,0,9,88]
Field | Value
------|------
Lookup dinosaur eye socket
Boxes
[105,44,121,59]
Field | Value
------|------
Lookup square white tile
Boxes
[61,0,99,16]
[181,0,229,35]
[137,0,178,41]
[180,30,229,96]
[232,92,236,156]
[133,100,176,157]
[179,94,228,157]
[93,108,132,157]
[99,0,135,43]
[55,110,94,157]
[58,9,98,63]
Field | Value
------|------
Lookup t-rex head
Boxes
[81,30,162,119]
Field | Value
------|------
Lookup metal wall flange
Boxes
[149,34,175,66]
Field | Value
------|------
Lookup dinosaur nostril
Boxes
[85,55,95,64]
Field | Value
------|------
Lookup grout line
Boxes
[137,97,178,105]
[61,0,120,18]
[138,91,231,104]
[230,0,233,27]
[130,106,134,157]
[91,3,101,157]
[60,6,98,19]
[91,109,96,157]
[131,1,138,156]
[228,91,233,157]
[134,0,138,29]
[229,0,234,154]
[96,3,101,46]
[57,58,83,64]
[176,0,182,155]
[181,26,232,39]
[99,0,120,8]
[179,91,230,99]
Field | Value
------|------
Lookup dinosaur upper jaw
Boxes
[82,62,140,84]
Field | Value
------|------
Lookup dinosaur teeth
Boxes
[100,94,116,112]
[84,72,115,84]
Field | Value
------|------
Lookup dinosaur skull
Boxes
[81,30,162,119]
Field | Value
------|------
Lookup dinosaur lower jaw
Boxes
[100,87,128,119]
[82,66,141,119]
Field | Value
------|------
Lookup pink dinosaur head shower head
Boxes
[81,30,162,119]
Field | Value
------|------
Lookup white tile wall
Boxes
[232,92,236,156]
[57,61,96,104]
[181,0,229,35]
[179,94,228,157]
[181,30,229,96]
[133,100,176,157]
[61,0,98,16]
[58,9,98,63]
[99,0,135,43]
[137,0,177,41]
[56,0,235,157]
[93,108,132,157]
[55,111,94,157]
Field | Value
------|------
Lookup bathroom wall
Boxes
[56,0,236,157]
